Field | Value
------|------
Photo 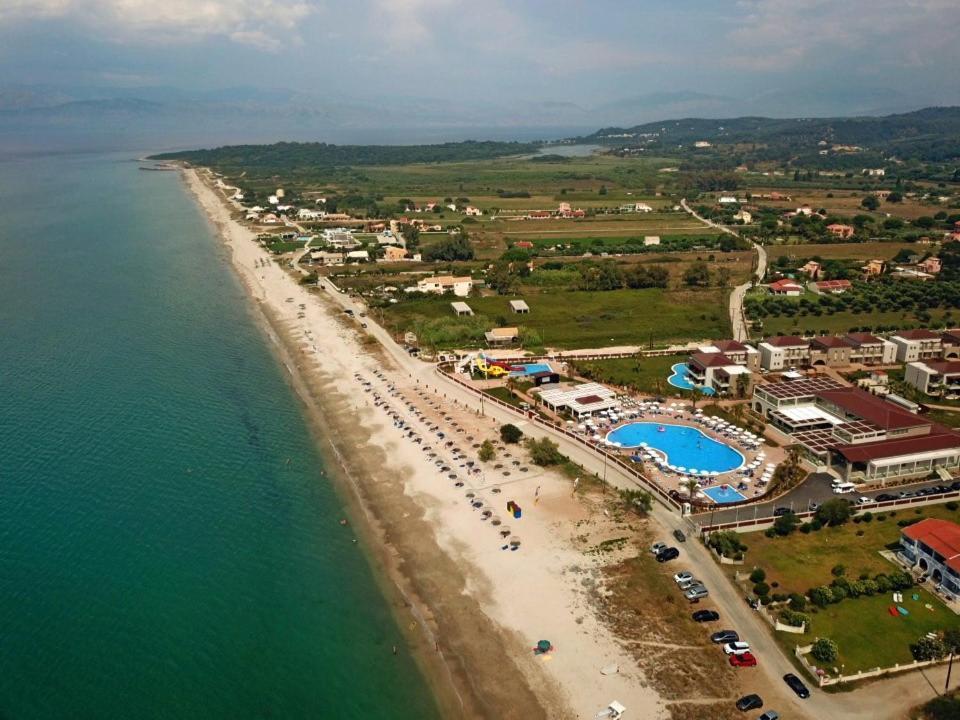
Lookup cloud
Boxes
[0,0,313,49]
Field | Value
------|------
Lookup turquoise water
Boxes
[605,422,743,473]
[702,486,748,504]
[0,154,439,719]
[510,362,552,376]
[667,362,716,395]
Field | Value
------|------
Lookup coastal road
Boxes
[680,198,767,342]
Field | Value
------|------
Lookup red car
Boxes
[729,652,758,667]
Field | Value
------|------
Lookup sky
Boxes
[1,0,959,117]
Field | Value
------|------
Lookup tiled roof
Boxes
[816,387,929,430]
[763,335,809,347]
[690,352,737,368]
[902,520,960,575]
[810,335,850,349]
[845,332,883,346]
[836,430,960,463]
[893,329,941,340]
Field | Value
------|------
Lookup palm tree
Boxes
[682,477,700,498]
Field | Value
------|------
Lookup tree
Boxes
[682,477,700,498]
[422,235,474,261]
[774,511,800,536]
[716,267,732,287]
[749,568,766,583]
[526,437,565,466]
[500,423,523,444]
[809,586,834,607]
[477,440,496,462]
[816,498,852,526]
[683,261,711,287]
[618,488,652,515]
[861,195,880,211]
[486,261,518,294]
[811,638,839,663]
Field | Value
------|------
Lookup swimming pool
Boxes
[509,362,552,377]
[667,363,715,395]
[702,485,748,504]
[605,422,743,474]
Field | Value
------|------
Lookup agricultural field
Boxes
[735,504,960,672]
[756,308,956,337]
[763,241,918,262]
[381,287,730,351]
[746,186,953,223]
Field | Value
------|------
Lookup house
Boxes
[752,378,960,483]
[808,336,853,367]
[942,329,960,359]
[413,275,474,297]
[733,210,752,224]
[634,203,653,213]
[346,250,370,263]
[323,229,360,248]
[905,360,960,399]
[527,211,551,220]
[261,213,280,224]
[382,246,409,262]
[484,327,520,346]
[376,231,400,246]
[810,279,852,294]
[309,250,344,266]
[863,168,886,176]
[889,329,943,362]
[844,332,898,365]
[796,205,814,216]
[268,194,279,205]
[919,257,942,275]
[643,236,661,246]
[450,301,474,317]
[558,201,572,213]
[800,261,821,280]
[900,519,960,596]
[718,196,738,204]
[514,241,534,250]
[686,352,752,395]
[465,206,483,217]
[298,209,324,220]
[862,259,887,278]
[509,300,530,314]
[767,278,803,296]
[826,223,855,239]
[857,369,890,395]
[536,382,619,418]
[694,140,712,148]
[757,335,810,371]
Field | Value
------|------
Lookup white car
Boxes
[856,496,875,505]
[723,641,751,655]
[674,571,694,585]
[650,542,668,555]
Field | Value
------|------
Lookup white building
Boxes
[718,196,738,204]
[536,383,619,418]
[323,228,359,248]
[889,329,943,363]
[757,335,810,371]
[464,206,483,216]
[298,209,324,220]
[643,236,661,246]
[905,360,960,399]
[412,275,474,297]
[346,250,370,262]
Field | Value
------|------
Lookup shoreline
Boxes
[180,166,670,720]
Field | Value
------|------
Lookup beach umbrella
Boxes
[710,470,720,477]
[509,536,521,547]
[677,466,687,473]
[688,468,698,475]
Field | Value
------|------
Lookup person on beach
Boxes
[534,485,541,504]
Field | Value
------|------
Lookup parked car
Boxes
[678,578,701,591]
[899,490,916,498]
[783,673,810,698]
[723,641,751,656]
[950,481,960,491]
[855,496,874,505]
[711,630,739,644]
[772,507,792,517]
[685,586,709,601]
[673,528,687,543]
[736,694,763,712]
[729,652,758,667]
[933,485,950,494]
[656,547,680,563]
[673,571,694,585]
[875,493,896,502]
[692,609,720,622]
[650,542,668,555]
[758,712,780,720]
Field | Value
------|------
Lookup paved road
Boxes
[680,198,767,342]
[696,472,960,527]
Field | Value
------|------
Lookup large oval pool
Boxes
[605,422,744,474]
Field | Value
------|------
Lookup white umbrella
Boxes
[677,466,687,473]
[689,468,698,475]
[710,470,720,477]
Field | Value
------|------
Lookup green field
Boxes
[755,308,955,337]
[570,355,683,394]
[739,504,960,672]
[383,288,730,350]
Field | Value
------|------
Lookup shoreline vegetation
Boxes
[180,167,670,719]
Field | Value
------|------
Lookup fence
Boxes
[436,363,684,512]
[795,642,952,686]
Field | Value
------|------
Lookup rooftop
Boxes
[762,335,809,348]
[810,335,851,349]
[903,519,960,575]
[756,376,845,399]
[816,387,929,431]
[923,361,960,375]
[892,329,941,341]
[835,430,960,463]
[690,352,738,368]
[715,339,750,353]
[845,332,883,346]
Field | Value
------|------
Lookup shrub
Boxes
[500,423,523,444]
[789,593,807,611]
[810,586,833,607]
[800,522,812,534]
[831,585,849,602]
[912,636,947,661]
[831,564,846,577]
[526,437,565,466]
[861,579,878,595]
[765,528,777,538]
[708,531,747,559]
[810,518,824,531]
[856,529,865,536]
[774,511,800,536]
[947,501,959,511]
[779,609,810,628]
[753,582,771,597]
[876,513,886,521]
[811,638,839,663]
[749,568,766,584]
[478,440,496,462]
[816,499,852,526]
[772,592,788,603]
[862,511,874,523]
[874,574,892,592]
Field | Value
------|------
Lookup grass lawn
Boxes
[571,354,683,394]
[384,288,730,350]
[783,589,960,673]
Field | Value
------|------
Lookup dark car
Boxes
[933,485,950,494]
[875,493,896,502]
[783,673,810,698]
[951,481,960,491]
[772,507,792,517]
[673,528,687,543]
[711,630,739,644]
[692,609,720,622]
[656,547,680,563]
[736,694,763,712]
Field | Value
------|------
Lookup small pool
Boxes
[605,422,743,474]
[702,485,748,504]
[510,362,552,377]
[667,362,715,395]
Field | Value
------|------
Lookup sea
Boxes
[0,152,439,719]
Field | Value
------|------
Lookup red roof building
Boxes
[812,279,852,294]
[767,278,803,295]
[901,519,960,590]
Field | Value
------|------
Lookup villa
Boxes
[751,378,960,483]
[413,275,474,297]
[484,327,520,346]
[757,335,810,371]
[844,332,898,365]
[767,279,803,296]
[900,519,960,596]
[810,279,852,294]
[695,340,760,371]
[686,352,752,395]
[808,336,853,367]
[826,223,855,239]
[905,360,960,399]
[889,329,943,362]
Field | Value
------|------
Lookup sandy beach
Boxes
[182,167,678,719]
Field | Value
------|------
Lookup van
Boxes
[833,482,856,494]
